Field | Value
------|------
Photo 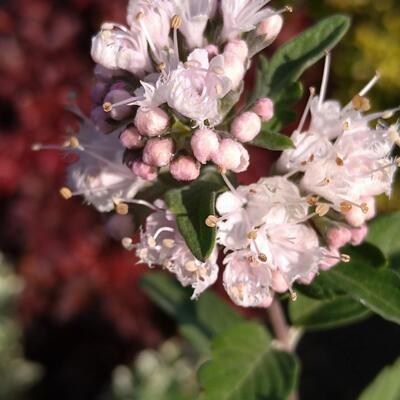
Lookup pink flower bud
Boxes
[223,51,245,91]
[326,226,351,249]
[205,44,219,59]
[224,39,248,63]
[345,197,376,227]
[142,137,174,167]
[191,128,219,164]
[212,139,249,173]
[90,106,114,133]
[253,98,274,122]
[131,160,157,181]
[350,225,368,246]
[256,13,283,42]
[119,124,145,149]
[134,107,170,137]
[104,89,133,121]
[271,270,289,293]
[169,156,200,181]
[230,111,261,143]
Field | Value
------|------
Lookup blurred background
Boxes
[0,0,399,399]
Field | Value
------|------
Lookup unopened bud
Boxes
[212,139,249,172]
[252,98,274,122]
[231,111,261,143]
[191,128,219,164]
[134,107,170,137]
[143,137,174,167]
[223,51,245,91]
[119,124,145,149]
[131,160,158,181]
[224,39,248,63]
[169,156,200,181]
[256,13,283,42]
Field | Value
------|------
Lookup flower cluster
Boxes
[90,0,284,181]
[124,53,400,307]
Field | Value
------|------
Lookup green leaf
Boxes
[251,130,294,151]
[140,272,243,354]
[289,293,370,331]
[256,14,351,99]
[198,322,298,400]
[358,358,400,400]
[316,244,400,324]
[165,169,225,261]
[366,211,400,262]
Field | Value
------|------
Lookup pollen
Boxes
[340,254,351,263]
[247,230,257,240]
[205,215,218,227]
[258,253,268,262]
[289,290,297,301]
[335,156,344,166]
[352,94,371,112]
[307,195,318,206]
[59,187,73,200]
[68,136,80,148]
[136,11,144,21]
[184,260,198,272]
[157,62,166,71]
[360,202,369,214]
[162,238,175,248]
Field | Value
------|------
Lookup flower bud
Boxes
[345,197,376,227]
[223,51,245,91]
[191,128,219,164]
[170,156,200,181]
[119,124,145,149]
[212,139,249,172]
[350,225,368,246]
[134,107,170,137]
[224,39,248,63]
[230,111,261,143]
[253,98,274,122]
[326,226,351,249]
[142,137,174,167]
[131,160,158,181]
[271,270,289,293]
[256,13,283,43]
[104,89,133,120]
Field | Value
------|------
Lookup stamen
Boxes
[103,95,142,112]
[171,15,182,61]
[352,94,371,112]
[307,195,319,206]
[162,238,175,248]
[114,197,159,211]
[289,287,297,301]
[318,52,331,107]
[205,215,218,227]
[358,71,380,97]
[247,230,257,240]
[59,187,73,200]
[184,260,198,272]
[258,253,268,262]
[340,201,352,213]
[340,254,351,263]
[137,12,157,55]
[297,87,315,134]
[315,202,330,217]
[115,202,129,215]
[221,173,239,195]
[335,156,344,166]
[153,226,175,240]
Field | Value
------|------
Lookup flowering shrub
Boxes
[34,0,400,398]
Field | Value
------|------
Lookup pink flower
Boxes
[190,128,219,164]
[212,138,249,172]
[253,97,274,122]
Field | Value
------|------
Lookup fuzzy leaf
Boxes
[251,130,294,151]
[164,169,225,261]
[358,358,400,400]
[198,322,299,400]
[140,272,243,354]
[315,244,400,324]
[256,14,351,99]
[289,293,370,331]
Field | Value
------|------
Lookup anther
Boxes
[352,94,371,112]
[103,102,113,113]
[205,215,218,228]
[316,202,330,217]
[59,187,73,200]
[360,202,369,214]
[162,238,175,248]
[185,260,198,272]
[147,236,156,248]
[136,11,144,20]
[340,201,352,213]
[340,254,351,263]
[284,5,293,13]
[115,202,129,215]
[289,289,297,301]
[69,136,80,148]
[258,253,268,262]
[343,121,350,130]
[247,230,257,240]
[171,15,182,29]
[247,255,257,263]
[307,195,318,206]
[121,237,135,251]
[157,62,166,71]
[335,156,344,166]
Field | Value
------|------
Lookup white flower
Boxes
[165,49,232,126]
[127,0,175,50]
[221,0,273,41]
[66,112,145,212]
[91,22,150,77]
[215,176,308,250]
[174,0,217,48]
[136,200,219,298]
[223,250,273,307]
